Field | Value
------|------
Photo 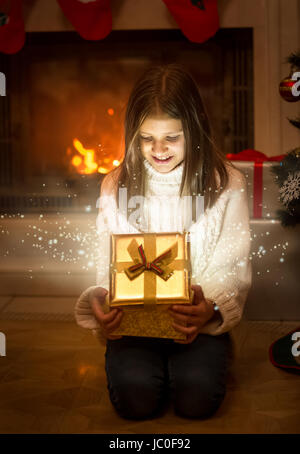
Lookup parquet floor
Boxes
[0,320,299,434]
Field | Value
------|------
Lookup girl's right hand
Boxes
[90,287,124,340]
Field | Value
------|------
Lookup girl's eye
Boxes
[140,135,179,142]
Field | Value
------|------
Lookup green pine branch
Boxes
[288,117,300,130]
[286,50,300,70]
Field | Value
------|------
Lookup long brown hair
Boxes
[106,63,231,216]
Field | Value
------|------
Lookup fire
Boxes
[73,138,98,174]
[68,138,121,175]
[71,155,82,167]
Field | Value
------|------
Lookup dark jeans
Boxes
[105,332,233,420]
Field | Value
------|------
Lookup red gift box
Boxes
[227,150,285,219]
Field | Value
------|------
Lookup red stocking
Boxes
[57,0,112,41]
[162,0,219,43]
[0,0,25,54]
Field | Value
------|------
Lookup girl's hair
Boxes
[107,63,231,216]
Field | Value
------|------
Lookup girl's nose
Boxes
[152,140,168,154]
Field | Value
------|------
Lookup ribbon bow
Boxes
[124,239,178,282]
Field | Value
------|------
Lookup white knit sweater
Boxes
[74,158,252,342]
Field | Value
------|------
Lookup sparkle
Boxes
[0,212,292,284]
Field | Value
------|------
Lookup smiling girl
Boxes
[139,114,185,172]
[75,64,252,420]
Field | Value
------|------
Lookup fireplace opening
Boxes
[0,28,253,213]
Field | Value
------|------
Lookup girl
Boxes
[75,64,252,420]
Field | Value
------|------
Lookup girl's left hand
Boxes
[168,284,215,344]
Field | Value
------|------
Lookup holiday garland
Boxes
[0,0,220,54]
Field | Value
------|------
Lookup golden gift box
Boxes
[104,231,194,340]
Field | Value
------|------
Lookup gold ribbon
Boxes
[113,233,189,309]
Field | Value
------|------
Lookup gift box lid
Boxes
[108,231,192,307]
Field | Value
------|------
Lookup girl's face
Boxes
[139,113,185,173]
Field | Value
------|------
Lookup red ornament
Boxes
[279,75,300,102]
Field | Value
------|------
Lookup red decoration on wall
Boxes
[57,0,112,41]
[0,0,25,54]
[162,0,219,43]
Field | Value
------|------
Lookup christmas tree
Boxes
[272,50,300,227]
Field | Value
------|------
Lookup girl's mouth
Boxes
[152,155,173,164]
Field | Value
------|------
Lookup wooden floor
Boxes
[0,320,299,434]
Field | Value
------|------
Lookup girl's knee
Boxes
[172,377,226,419]
[174,391,225,419]
[109,383,164,420]
[107,372,165,420]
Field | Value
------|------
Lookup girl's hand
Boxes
[90,287,124,340]
[168,284,215,344]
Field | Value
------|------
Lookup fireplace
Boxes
[0,28,253,213]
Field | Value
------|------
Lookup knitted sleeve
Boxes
[74,172,118,345]
[197,167,252,336]
[73,208,111,345]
